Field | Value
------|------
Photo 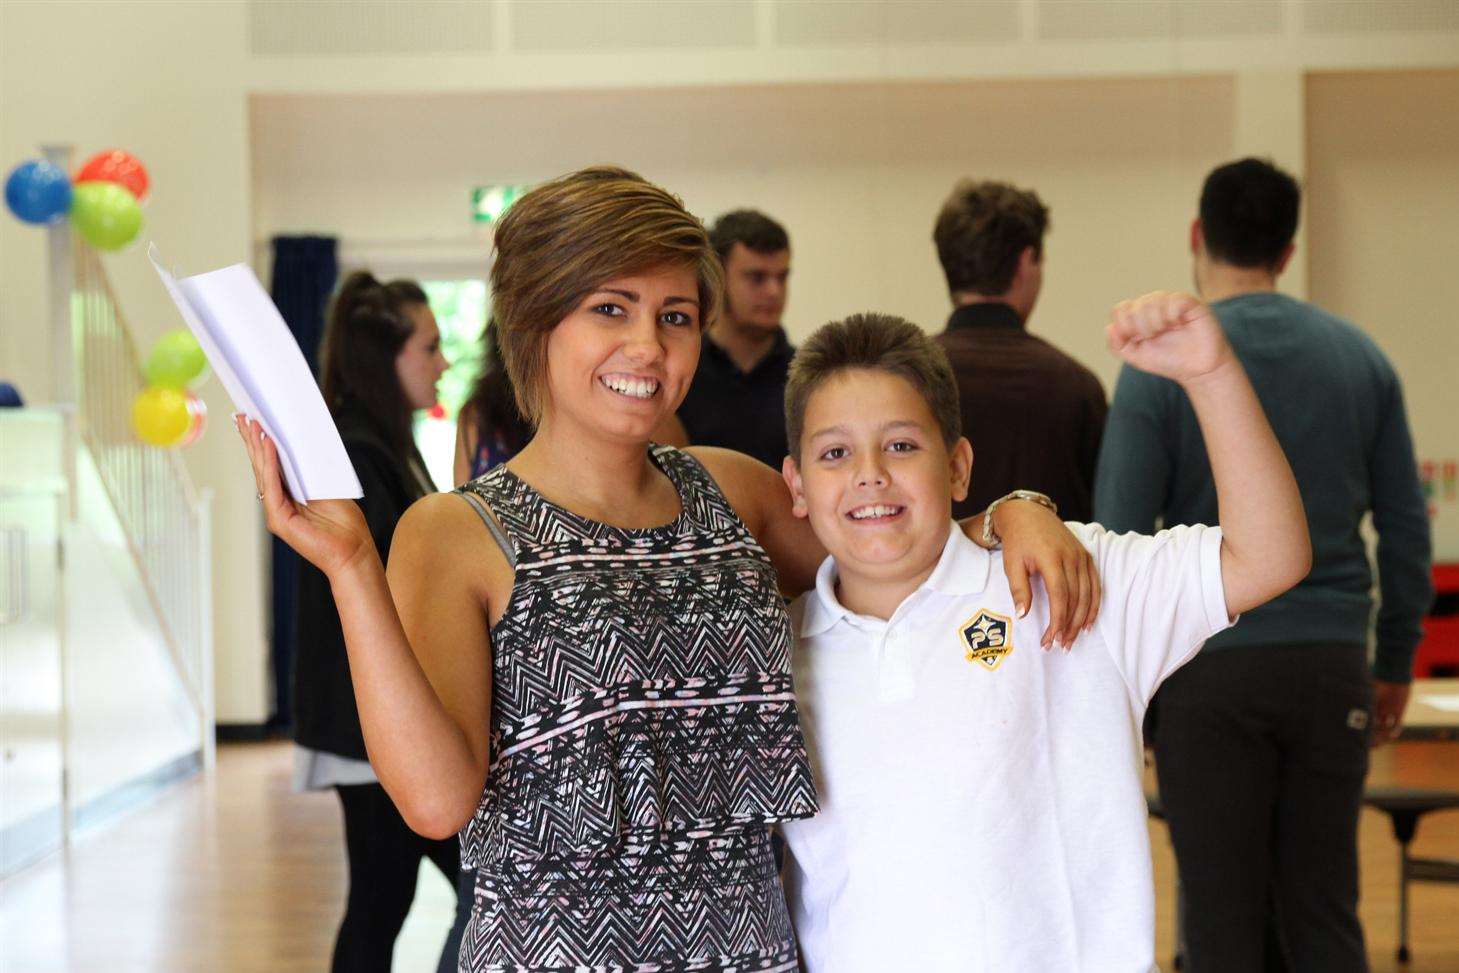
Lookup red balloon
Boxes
[181,391,208,447]
[75,149,149,203]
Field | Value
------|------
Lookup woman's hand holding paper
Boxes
[235,415,376,579]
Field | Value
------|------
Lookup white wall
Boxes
[253,76,1234,394]
[1307,69,1459,559]
[1,0,270,723]
[244,0,1459,93]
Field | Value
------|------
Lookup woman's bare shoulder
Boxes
[394,493,501,569]
[684,445,775,484]
[684,446,784,531]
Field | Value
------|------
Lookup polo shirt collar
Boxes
[799,521,994,637]
[922,521,995,596]
[946,302,1025,333]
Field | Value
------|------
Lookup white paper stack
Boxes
[148,244,363,502]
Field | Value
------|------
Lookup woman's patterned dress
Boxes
[454,445,817,972]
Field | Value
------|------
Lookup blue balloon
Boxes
[5,159,73,225]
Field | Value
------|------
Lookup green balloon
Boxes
[145,329,208,389]
[71,180,143,251]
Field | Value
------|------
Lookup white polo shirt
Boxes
[781,521,1233,973]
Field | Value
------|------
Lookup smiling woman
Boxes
[237,165,1098,972]
[488,166,721,428]
[442,170,815,968]
[531,273,701,459]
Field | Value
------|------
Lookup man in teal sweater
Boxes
[1095,158,1432,972]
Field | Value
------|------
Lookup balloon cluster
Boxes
[5,151,196,447]
[133,330,210,448]
[4,149,148,251]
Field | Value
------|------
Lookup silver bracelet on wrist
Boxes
[980,490,1058,548]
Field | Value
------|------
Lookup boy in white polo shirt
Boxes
[777,293,1311,972]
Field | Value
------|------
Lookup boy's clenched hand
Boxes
[1107,291,1235,387]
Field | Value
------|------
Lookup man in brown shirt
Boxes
[932,179,1107,521]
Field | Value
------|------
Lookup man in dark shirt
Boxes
[1095,158,1432,972]
[677,209,795,468]
[931,179,1107,521]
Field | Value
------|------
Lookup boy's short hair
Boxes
[491,166,722,423]
[709,209,790,265]
[933,179,1049,297]
[1198,157,1301,269]
[785,313,962,460]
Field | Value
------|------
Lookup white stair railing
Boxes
[68,242,213,745]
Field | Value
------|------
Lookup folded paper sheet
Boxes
[148,244,362,501]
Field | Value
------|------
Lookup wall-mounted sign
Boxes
[471,184,527,224]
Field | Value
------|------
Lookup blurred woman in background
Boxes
[292,271,462,973]
[452,319,532,485]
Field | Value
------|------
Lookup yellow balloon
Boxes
[132,386,191,446]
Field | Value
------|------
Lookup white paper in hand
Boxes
[148,244,363,502]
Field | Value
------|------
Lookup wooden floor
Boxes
[2,740,1457,972]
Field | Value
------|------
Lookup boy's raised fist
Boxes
[1107,290,1233,385]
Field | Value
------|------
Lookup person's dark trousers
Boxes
[1151,641,1373,973]
[332,783,468,973]
[441,868,475,973]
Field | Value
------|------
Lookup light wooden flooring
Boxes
[1,740,1456,972]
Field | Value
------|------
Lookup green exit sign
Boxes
[472,184,527,224]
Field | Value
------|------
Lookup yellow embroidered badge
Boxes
[959,608,1013,671]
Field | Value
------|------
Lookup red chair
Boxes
[1412,563,1459,678]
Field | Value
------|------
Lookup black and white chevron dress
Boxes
[454,445,818,972]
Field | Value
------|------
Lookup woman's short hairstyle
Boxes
[490,166,722,423]
[784,313,962,461]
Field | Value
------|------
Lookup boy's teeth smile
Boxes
[600,374,659,399]
[848,504,905,521]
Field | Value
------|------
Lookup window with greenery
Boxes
[413,279,489,490]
